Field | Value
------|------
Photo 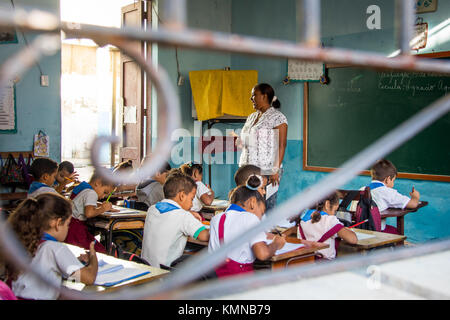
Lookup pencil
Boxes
[65,177,74,183]
[349,219,369,228]
[105,188,116,203]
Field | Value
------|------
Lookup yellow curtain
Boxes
[222,70,258,117]
[189,70,258,121]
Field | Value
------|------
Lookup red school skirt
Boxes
[215,258,254,278]
[65,217,106,254]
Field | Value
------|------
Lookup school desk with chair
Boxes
[200,199,230,220]
[63,243,169,293]
[339,228,407,256]
[186,224,329,270]
[86,204,147,255]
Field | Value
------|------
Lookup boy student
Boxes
[141,173,209,269]
[54,160,79,194]
[28,157,59,198]
[64,170,118,253]
[136,161,172,210]
[368,159,421,233]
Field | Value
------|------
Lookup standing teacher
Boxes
[238,83,288,211]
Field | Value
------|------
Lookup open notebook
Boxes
[94,260,150,287]
[264,240,305,255]
[103,206,140,216]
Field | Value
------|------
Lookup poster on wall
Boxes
[0,80,16,133]
[287,59,324,82]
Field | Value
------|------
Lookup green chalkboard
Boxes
[304,62,450,181]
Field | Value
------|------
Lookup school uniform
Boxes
[208,204,267,277]
[141,199,207,268]
[369,180,410,233]
[64,181,106,253]
[191,181,212,212]
[298,209,344,260]
[27,181,57,198]
[12,233,84,300]
[136,179,164,208]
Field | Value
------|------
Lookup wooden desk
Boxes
[201,199,229,220]
[340,229,407,255]
[88,206,147,254]
[186,235,329,270]
[380,201,428,235]
[63,244,169,293]
[268,238,329,269]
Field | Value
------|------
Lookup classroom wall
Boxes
[155,0,450,242]
[231,0,450,243]
[0,0,61,162]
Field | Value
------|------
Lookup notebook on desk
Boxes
[103,206,141,216]
[265,240,305,255]
[94,259,150,287]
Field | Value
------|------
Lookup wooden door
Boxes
[119,1,149,168]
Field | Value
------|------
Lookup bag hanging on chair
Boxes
[0,153,25,188]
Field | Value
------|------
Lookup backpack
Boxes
[338,188,382,232]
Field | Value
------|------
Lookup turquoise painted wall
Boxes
[0,0,61,162]
[156,0,450,243]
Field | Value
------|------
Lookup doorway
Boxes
[60,0,147,180]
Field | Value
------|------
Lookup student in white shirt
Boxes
[28,157,59,198]
[298,191,357,260]
[141,173,209,269]
[209,175,285,278]
[180,162,215,213]
[7,193,98,300]
[367,159,421,234]
[65,170,117,254]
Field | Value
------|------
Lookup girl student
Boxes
[297,191,357,260]
[208,175,285,278]
[6,193,98,300]
[180,162,215,213]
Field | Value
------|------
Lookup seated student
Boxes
[141,173,209,269]
[234,164,268,198]
[112,160,137,193]
[65,170,118,254]
[208,175,286,278]
[28,158,59,198]
[180,162,215,213]
[298,191,357,260]
[7,193,98,300]
[366,159,421,234]
[136,161,172,210]
[54,160,79,194]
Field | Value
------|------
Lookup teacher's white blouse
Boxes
[239,107,288,173]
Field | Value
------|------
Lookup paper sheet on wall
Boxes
[288,59,324,81]
[0,80,15,131]
[123,105,137,124]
